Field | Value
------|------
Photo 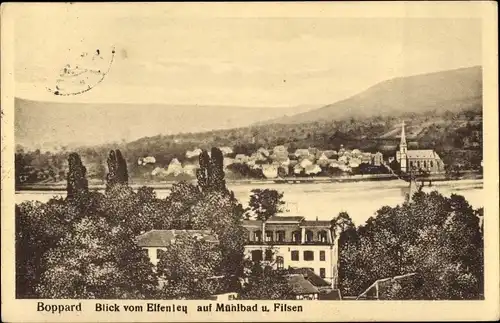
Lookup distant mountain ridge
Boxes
[263,66,482,125]
[14,99,319,151]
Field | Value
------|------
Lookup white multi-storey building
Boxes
[242,215,340,288]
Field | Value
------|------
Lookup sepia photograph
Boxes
[1,2,498,322]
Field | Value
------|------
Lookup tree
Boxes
[240,263,294,300]
[189,190,246,277]
[247,189,286,221]
[66,153,88,200]
[196,150,211,192]
[156,233,222,299]
[17,153,161,299]
[196,147,227,193]
[209,147,226,191]
[115,149,129,184]
[37,217,158,299]
[330,211,355,240]
[106,149,128,190]
[338,191,484,300]
[15,198,68,298]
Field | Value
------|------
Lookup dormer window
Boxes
[292,230,301,243]
[318,231,328,243]
[265,231,273,242]
[276,231,285,242]
[305,230,314,243]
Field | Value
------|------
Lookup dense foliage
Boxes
[246,189,286,221]
[337,192,484,300]
[15,142,484,300]
[240,262,295,300]
[15,148,290,299]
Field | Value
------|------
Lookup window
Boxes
[254,231,262,242]
[430,160,434,168]
[156,249,164,260]
[276,231,285,242]
[305,230,314,243]
[291,250,299,261]
[423,161,427,168]
[303,250,314,261]
[265,249,273,261]
[292,231,302,243]
[251,250,263,262]
[320,250,326,261]
[318,231,328,243]
[320,268,326,278]
[276,256,284,269]
[265,231,273,242]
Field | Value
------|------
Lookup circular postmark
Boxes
[47,47,116,96]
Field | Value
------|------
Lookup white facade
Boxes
[243,244,338,285]
[142,247,167,267]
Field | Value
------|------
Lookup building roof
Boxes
[406,150,440,159]
[294,149,310,156]
[242,216,333,227]
[356,273,418,300]
[290,268,331,287]
[301,220,331,227]
[267,215,305,223]
[288,274,319,295]
[241,219,262,227]
[319,290,341,300]
[136,229,218,247]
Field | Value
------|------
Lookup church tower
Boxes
[400,121,408,172]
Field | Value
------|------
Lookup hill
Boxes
[263,66,482,124]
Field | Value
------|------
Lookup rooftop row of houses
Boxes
[140,145,385,179]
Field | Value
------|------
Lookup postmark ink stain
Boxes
[46,46,115,96]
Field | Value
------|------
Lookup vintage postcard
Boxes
[1,2,499,322]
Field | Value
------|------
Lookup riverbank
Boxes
[16,175,483,192]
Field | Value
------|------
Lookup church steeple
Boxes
[400,120,407,154]
[399,120,408,173]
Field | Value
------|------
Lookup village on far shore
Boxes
[139,122,447,181]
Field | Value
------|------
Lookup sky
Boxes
[13,4,482,107]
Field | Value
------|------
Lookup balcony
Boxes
[245,240,331,246]
[246,229,332,246]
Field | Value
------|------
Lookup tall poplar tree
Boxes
[196,150,211,192]
[106,149,129,190]
[209,147,226,192]
[66,153,88,199]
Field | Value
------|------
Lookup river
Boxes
[15,179,483,226]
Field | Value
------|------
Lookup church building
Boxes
[396,121,444,174]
